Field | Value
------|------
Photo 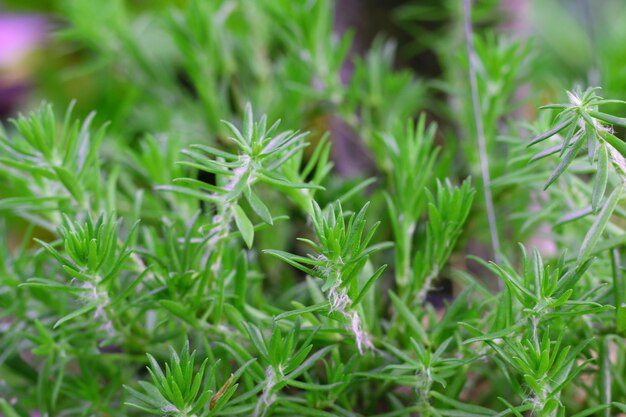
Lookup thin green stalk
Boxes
[463,0,501,265]
[598,336,611,417]
[611,246,626,333]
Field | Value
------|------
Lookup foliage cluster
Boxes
[1,1,626,416]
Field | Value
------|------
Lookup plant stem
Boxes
[598,336,612,417]
[611,246,625,325]
[462,0,501,266]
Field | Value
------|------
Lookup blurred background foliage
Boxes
[2,0,623,222]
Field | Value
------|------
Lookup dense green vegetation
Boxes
[1,1,626,416]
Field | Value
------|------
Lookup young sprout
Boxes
[242,320,333,417]
[22,214,139,332]
[125,342,251,417]
[528,87,626,208]
[265,202,390,354]
[528,88,626,265]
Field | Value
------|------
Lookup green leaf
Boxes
[245,189,273,224]
[0,399,23,417]
[233,204,254,248]
[555,207,593,226]
[585,123,597,161]
[21,278,90,296]
[53,166,84,204]
[284,345,333,380]
[262,249,320,277]
[528,117,574,147]
[54,302,98,328]
[155,185,221,203]
[352,264,387,305]
[275,302,329,320]
[463,325,520,344]
[159,300,200,327]
[0,196,68,211]
[601,131,626,159]
[257,171,324,190]
[578,186,622,263]
[389,291,429,345]
[111,269,150,306]
[589,110,626,128]
[543,134,584,190]
[569,405,612,417]
[592,144,609,211]
[495,397,532,417]
[430,392,495,415]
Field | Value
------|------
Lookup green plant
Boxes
[2,1,626,416]
[125,342,250,416]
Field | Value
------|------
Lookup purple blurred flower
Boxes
[0,14,47,116]
[0,14,47,66]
